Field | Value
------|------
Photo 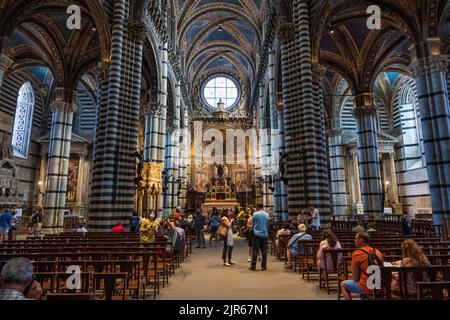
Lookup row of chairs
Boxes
[0,233,195,299]
[269,228,450,300]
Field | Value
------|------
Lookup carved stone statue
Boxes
[1,133,12,159]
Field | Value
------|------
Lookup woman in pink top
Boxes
[317,229,342,270]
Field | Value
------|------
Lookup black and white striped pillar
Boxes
[277,107,289,221]
[163,126,175,211]
[89,0,146,230]
[178,107,189,208]
[279,22,305,216]
[268,49,280,221]
[327,128,348,216]
[43,87,77,230]
[311,63,331,227]
[410,54,450,226]
[353,94,383,219]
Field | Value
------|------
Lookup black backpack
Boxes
[358,247,383,275]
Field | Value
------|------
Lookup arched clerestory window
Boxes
[12,82,35,159]
[399,83,423,169]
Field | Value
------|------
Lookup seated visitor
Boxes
[341,232,384,300]
[173,220,186,253]
[76,224,88,233]
[317,230,342,270]
[366,223,377,233]
[286,224,313,265]
[391,239,431,296]
[276,224,291,247]
[0,257,43,300]
[352,220,366,233]
[111,224,125,233]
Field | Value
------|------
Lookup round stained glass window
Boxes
[202,75,239,109]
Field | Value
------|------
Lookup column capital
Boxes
[409,55,448,77]
[352,105,377,118]
[166,126,175,134]
[127,20,147,43]
[327,128,343,137]
[277,23,295,43]
[312,63,327,83]
[276,105,284,116]
[352,93,377,117]
[50,101,78,113]
[143,102,162,116]
[50,87,77,113]
[93,61,109,81]
[0,54,13,72]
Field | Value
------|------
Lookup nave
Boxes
[1,216,449,301]
[158,236,332,300]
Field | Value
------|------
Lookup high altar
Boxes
[190,101,255,212]
[200,163,241,212]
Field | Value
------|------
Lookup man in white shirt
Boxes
[309,206,320,231]
[76,224,88,233]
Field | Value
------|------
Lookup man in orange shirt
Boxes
[341,232,384,300]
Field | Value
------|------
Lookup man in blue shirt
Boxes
[250,204,270,271]
[0,209,13,241]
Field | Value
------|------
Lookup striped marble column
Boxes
[89,0,146,230]
[150,104,162,162]
[0,54,13,92]
[258,83,271,210]
[327,128,348,216]
[268,49,280,221]
[89,0,127,230]
[91,62,109,169]
[43,88,77,230]
[173,83,182,208]
[158,3,169,166]
[410,55,450,226]
[311,62,331,227]
[281,0,330,225]
[277,107,289,222]
[164,82,182,210]
[163,126,175,211]
[178,108,189,208]
[353,94,383,219]
[143,102,152,161]
[278,22,305,216]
